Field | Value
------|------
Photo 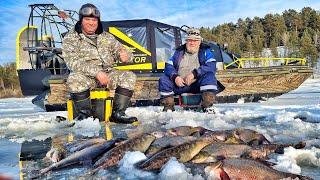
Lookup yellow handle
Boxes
[105,99,112,122]
[67,99,73,121]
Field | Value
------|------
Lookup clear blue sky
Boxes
[0,0,319,65]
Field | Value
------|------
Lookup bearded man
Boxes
[158,28,218,112]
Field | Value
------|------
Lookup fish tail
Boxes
[259,134,271,144]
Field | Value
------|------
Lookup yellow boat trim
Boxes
[224,57,307,69]
[16,26,37,70]
[157,62,165,69]
[115,63,152,70]
[115,62,165,70]
[109,27,151,56]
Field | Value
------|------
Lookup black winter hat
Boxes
[75,3,103,34]
[79,3,100,20]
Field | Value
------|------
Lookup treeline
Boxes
[200,7,320,66]
[0,63,22,98]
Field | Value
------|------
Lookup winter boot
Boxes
[110,87,138,124]
[70,89,92,121]
[160,96,175,112]
[201,91,216,113]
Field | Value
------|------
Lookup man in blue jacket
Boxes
[159,28,218,112]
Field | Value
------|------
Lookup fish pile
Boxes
[31,126,312,179]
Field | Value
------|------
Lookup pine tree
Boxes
[300,30,318,66]
[200,7,319,65]
[283,9,302,32]
[244,35,253,57]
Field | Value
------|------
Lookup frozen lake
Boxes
[0,77,319,179]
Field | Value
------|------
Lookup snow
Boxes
[272,147,320,174]
[0,77,320,179]
[159,158,204,180]
[118,151,155,179]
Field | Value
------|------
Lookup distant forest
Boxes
[0,63,22,98]
[200,7,319,66]
[0,7,319,98]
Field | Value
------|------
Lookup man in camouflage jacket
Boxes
[62,3,137,124]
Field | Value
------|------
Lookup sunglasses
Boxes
[188,32,200,36]
[80,7,100,18]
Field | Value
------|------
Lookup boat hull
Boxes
[39,65,313,111]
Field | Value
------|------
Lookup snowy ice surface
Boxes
[0,77,320,179]
[271,146,320,174]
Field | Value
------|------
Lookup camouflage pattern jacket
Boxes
[62,29,133,77]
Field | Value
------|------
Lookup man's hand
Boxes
[96,71,110,86]
[119,48,129,63]
[184,73,196,86]
[175,76,185,87]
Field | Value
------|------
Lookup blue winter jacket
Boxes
[164,43,217,82]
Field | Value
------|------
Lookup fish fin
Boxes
[216,155,226,161]
[191,131,201,138]
[240,151,250,158]
[219,168,230,180]
[259,135,271,144]
[212,161,223,169]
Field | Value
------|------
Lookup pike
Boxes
[34,140,117,178]
[68,138,106,153]
[138,137,213,171]
[91,133,156,171]
[46,138,109,163]
[205,158,313,180]
[145,136,197,157]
